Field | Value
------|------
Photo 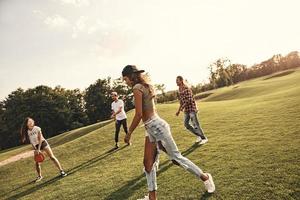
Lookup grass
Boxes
[0,69,299,200]
[0,120,113,162]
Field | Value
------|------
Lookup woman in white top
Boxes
[20,117,67,182]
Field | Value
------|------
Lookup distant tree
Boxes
[54,86,89,129]
[0,85,89,149]
[209,58,232,88]
[284,51,300,69]
[84,78,113,123]
[191,83,203,94]
[154,84,166,96]
[208,65,217,89]
[1,88,28,148]
[0,101,9,150]
[227,63,247,83]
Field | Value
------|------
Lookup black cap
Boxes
[122,65,145,77]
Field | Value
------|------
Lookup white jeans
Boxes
[143,115,204,191]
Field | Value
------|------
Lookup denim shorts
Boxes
[35,140,49,150]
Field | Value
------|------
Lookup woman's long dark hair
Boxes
[20,117,31,143]
[128,72,155,98]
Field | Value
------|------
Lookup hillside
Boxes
[0,69,299,200]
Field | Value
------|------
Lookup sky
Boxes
[0,0,300,100]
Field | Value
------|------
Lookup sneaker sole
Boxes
[35,177,43,183]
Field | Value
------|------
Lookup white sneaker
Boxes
[137,195,149,200]
[60,170,68,177]
[195,136,202,143]
[203,173,215,193]
[200,138,208,145]
[35,176,43,183]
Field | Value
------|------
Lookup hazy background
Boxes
[1,0,300,100]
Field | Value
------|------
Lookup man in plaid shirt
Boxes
[176,76,208,144]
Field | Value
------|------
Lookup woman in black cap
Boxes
[122,65,215,200]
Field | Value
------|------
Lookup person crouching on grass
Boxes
[20,117,67,182]
[111,92,130,148]
[122,65,215,200]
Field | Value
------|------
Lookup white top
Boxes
[27,126,44,146]
[111,99,127,120]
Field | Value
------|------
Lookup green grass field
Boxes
[0,120,113,163]
[0,69,299,200]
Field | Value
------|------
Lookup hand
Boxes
[34,149,41,155]
[124,132,132,144]
[176,111,180,116]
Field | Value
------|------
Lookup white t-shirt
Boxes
[111,99,127,121]
[27,126,44,146]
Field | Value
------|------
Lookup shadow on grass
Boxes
[200,191,214,200]
[3,145,127,200]
[49,120,113,148]
[104,143,204,200]
[67,145,127,176]
[1,180,35,198]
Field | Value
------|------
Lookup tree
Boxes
[0,101,9,150]
[209,58,232,88]
[84,78,113,123]
[227,63,247,83]
[0,85,89,149]
[154,84,166,95]
[54,86,89,129]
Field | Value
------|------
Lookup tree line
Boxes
[0,78,133,150]
[1,51,299,150]
[156,51,300,102]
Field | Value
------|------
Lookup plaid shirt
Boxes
[179,86,197,113]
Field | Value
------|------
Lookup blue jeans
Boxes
[144,115,204,191]
[184,112,206,139]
